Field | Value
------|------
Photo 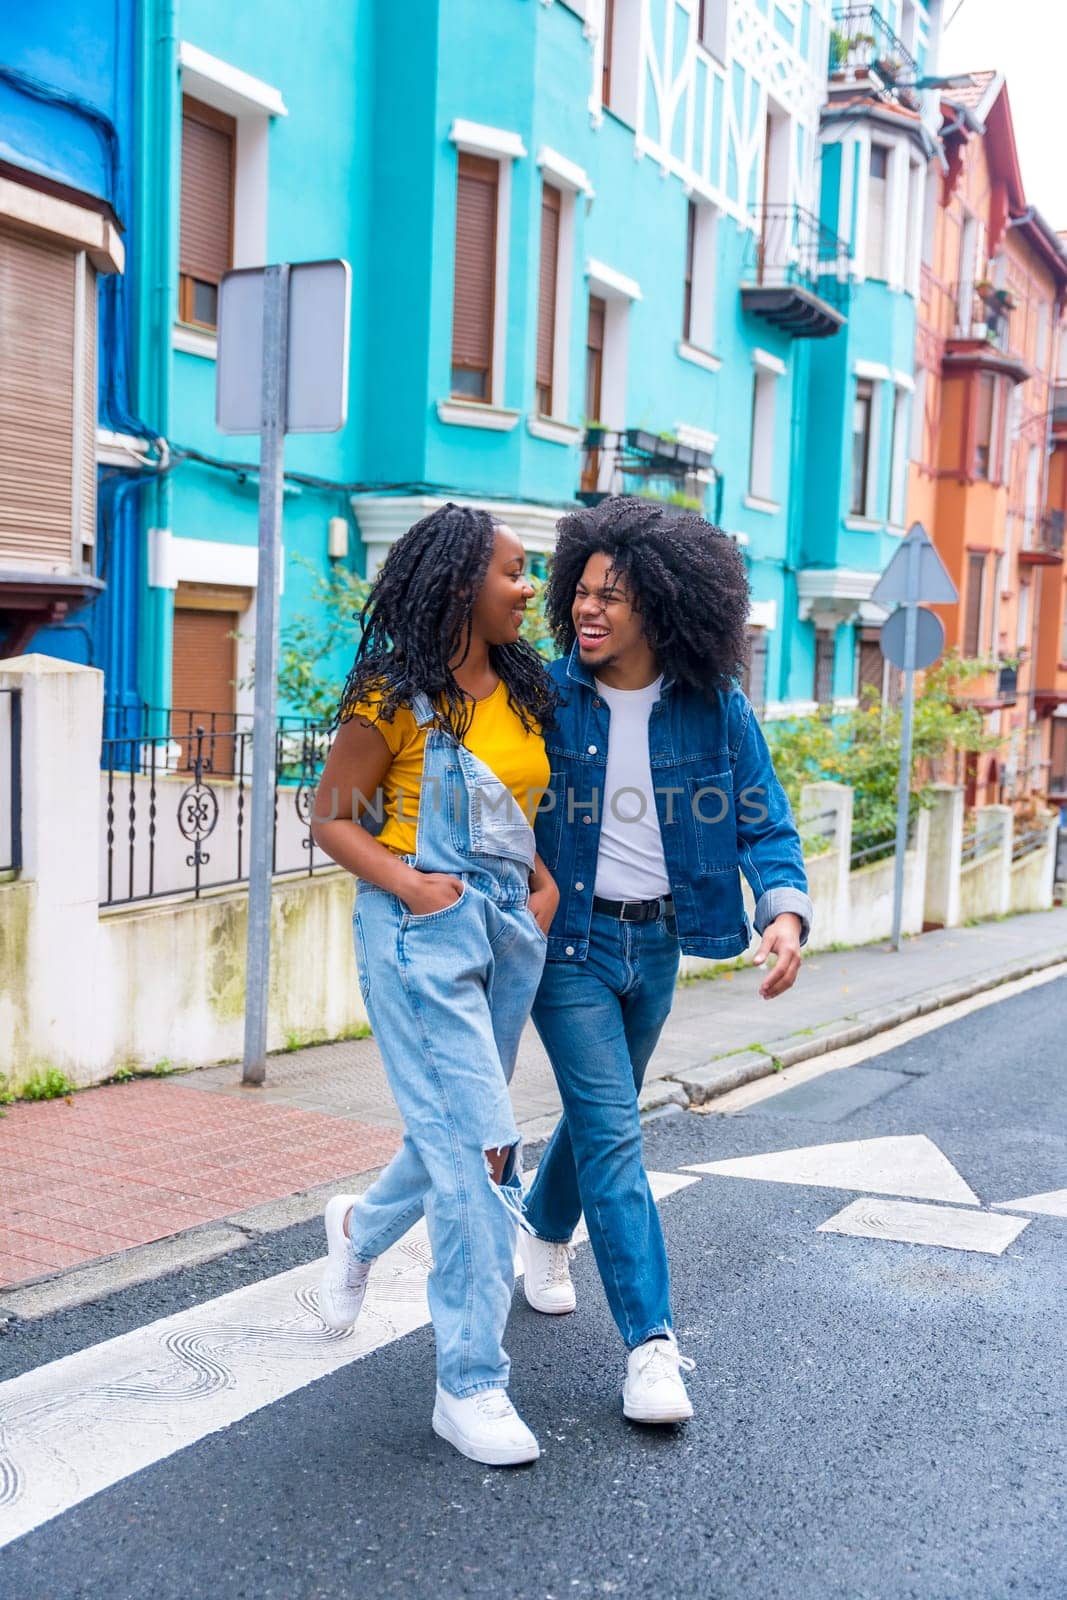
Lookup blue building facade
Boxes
[1,0,946,724]
[0,0,142,696]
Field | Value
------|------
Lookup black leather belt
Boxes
[592,894,675,924]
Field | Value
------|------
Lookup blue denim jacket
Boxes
[536,646,813,962]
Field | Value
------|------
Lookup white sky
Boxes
[938,0,1067,229]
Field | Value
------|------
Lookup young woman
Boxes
[310,503,558,1468]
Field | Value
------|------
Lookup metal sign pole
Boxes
[242,263,290,1084]
[890,534,922,952]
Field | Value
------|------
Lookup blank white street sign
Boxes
[216,259,352,435]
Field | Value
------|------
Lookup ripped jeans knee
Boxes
[483,1138,535,1236]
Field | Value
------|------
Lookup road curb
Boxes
[659,942,1067,1111]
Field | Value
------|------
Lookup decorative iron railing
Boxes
[830,6,918,92]
[744,204,851,316]
[0,687,22,875]
[100,705,333,907]
[1038,510,1066,558]
[849,832,897,870]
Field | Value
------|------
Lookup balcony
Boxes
[942,290,1031,386]
[1019,510,1066,566]
[579,428,714,510]
[1051,383,1067,440]
[740,205,849,339]
[829,6,920,110]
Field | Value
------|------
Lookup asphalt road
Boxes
[1,976,1065,1599]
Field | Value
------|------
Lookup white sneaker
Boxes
[432,1384,540,1466]
[517,1229,577,1315]
[623,1333,695,1424]
[318,1194,373,1331]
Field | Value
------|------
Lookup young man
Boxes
[517,495,812,1424]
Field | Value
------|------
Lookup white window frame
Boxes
[910,364,927,464]
[598,0,643,126]
[864,140,891,281]
[696,0,729,64]
[585,259,640,488]
[680,195,719,361]
[533,148,592,430]
[747,349,784,509]
[176,43,288,359]
[445,120,528,419]
[888,378,910,528]
[905,159,925,296]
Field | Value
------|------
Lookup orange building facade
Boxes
[908,73,1067,811]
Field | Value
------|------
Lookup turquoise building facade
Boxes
[6,0,945,722]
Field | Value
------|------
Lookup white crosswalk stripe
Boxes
[0,1170,697,1550]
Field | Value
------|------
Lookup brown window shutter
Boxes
[80,258,98,554]
[180,97,235,287]
[0,228,76,570]
[683,199,696,341]
[171,606,239,775]
[451,152,498,397]
[536,184,562,412]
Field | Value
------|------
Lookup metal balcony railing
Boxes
[744,203,850,319]
[1052,384,1067,430]
[830,6,918,88]
[1020,510,1065,564]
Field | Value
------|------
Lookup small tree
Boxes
[768,651,1001,850]
[273,558,555,720]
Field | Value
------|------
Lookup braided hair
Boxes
[546,496,751,697]
[337,502,557,736]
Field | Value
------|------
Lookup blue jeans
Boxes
[524,909,680,1348]
[345,703,546,1399]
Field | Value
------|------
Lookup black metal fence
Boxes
[0,687,22,875]
[100,705,333,907]
[745,203,852,317]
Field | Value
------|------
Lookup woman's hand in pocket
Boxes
[528,857,560,936]
[399,870,464,917]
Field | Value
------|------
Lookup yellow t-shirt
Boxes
[347,681,550,857]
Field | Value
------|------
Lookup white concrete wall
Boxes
[1009,815,1059,915]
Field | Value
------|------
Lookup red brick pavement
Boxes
[0,1080,401,1288]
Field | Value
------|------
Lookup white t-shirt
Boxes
[593,676,672,901]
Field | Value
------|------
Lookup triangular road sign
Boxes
[871,522,958,607]
[683,1134,980,1205]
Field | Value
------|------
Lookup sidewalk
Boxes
[2,906,1065,1312]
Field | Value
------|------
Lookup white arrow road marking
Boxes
[992,1189,1067,1218]
[817,1197,1030,1255]
[0,1170,696,1552]
[683,1135,981,1205]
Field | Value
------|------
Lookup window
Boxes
[682,198,718,352]
[866,145,889,279]
[697,0,728,62]
[581,296,606,492]
[0,229,97,573]
[963,552,986,657]
[814,631,836,705]
[888,385,909,525]
[1051,718,1067,789]
[1016,579,1030,653]
[974,373,998,480]
[856,632,884,702]
[957,213,979,335]
[748,367,778,501]
[451,153,499,400]
[911,365,927,464]
[536,184,562,415]
[179,96,235,331]
[850,379,874,515]
[1036,300,1050,370]
[1024,444,1042,547]
[988,553,1004,654]
[602,0,615,106]
[742,627,768,711]
[171,600,239,776]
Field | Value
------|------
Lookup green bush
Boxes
[768,652,1000,852]
[20,1067,76,1102]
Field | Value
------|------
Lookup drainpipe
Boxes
[137,0,179,723]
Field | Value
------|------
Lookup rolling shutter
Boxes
[180,97,235,287]
[79,257,98,553]
[451,153,498,398]
[171,606,239,775]
[536,184,561,413]
[0,228,76,570]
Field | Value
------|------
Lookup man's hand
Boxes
[752,912,803,999]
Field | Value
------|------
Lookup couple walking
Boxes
[310,494,810,1467]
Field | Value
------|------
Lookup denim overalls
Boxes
[344,693,546,1398]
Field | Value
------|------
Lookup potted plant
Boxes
[626,426,662,456]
